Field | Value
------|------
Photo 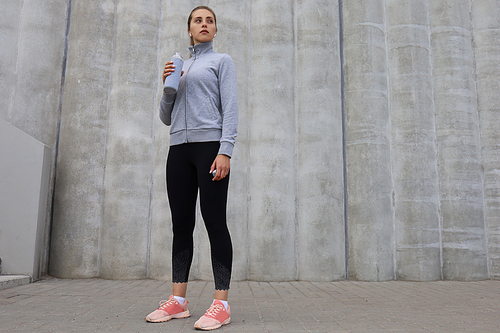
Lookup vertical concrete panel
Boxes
[343,0,394,281]
[296,0,345,280]
[386,0,441,280]
[198,0,251,282]
[0,0,22,121]
[430,0,488,280]
[472,0,500,279]
[184,1,248,283]
[99,0,160,279]
[149,0,192,282]
[50,0,115,278]
[149,1,251,284]
[179,1,213,283]
[248,0,297,281]
[9,0,67,146]
[2,0,68,277]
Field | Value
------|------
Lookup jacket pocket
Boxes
[205,96,221,121]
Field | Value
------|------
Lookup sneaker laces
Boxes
[204,303,224,318]
[158,298,177,310]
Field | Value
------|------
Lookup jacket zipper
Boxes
[184,45,197,143]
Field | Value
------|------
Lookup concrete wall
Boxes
[387,0,441,281]
[343,0,394,281]
[472,0,500,279]
[0,0,69,277]
[2,0,500,281]
[431,0,487,280]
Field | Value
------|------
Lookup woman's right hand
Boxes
[163,61,184,84]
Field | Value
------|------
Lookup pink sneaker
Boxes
[146,295,190,323]
[194,300,231,330]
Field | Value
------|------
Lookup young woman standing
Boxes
[145,6,238,331]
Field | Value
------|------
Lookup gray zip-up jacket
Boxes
[160,41,239,157]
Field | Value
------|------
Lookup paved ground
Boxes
[0,277,499,332]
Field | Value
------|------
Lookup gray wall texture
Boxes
[1,0,499,282]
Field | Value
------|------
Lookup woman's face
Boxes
[188,9,217,45]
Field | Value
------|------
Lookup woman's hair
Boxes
[187,6,217,46]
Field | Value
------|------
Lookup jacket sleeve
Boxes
[159,92,176,126]
[218,55,239,157]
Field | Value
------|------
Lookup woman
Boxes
[146,6,238,331]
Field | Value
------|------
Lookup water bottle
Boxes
[163,52,184,94]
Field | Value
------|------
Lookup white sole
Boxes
[146,310,190,323]
[194,317,231,330]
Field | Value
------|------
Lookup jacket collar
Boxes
[188,41,213,57]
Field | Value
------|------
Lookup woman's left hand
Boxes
[210,154,230,181]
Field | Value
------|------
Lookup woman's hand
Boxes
[162,61,184,84]
[210,154,230,181]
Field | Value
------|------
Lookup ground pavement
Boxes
[0,277,499,332]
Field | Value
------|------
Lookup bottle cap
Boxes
[172,52,183,60]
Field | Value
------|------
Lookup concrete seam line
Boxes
[426,0,444,280]
[338,0,348,280]
[98,0,119,278]
[147,0,164,279]
[246,0,253,281]
[382,0,397,281]
[48,0,72,273]
[293,0,299,282]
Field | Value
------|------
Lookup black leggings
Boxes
[166,142,232,291]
